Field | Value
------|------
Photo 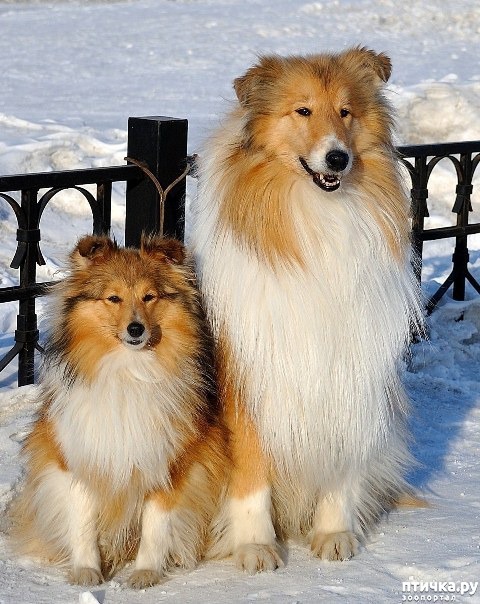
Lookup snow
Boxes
[0,0,479,602]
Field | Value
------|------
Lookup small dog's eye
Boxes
[143,293,156,302]
[107,295,122,304]
[295,107,312,117]
[340,108,350,118]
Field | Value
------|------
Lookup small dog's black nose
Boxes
[326,150,349,172]
[127,322,145,338]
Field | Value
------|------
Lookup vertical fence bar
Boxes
[17,189,40,386]
[125,116,188,247]
[452,152,473,301]
[96,181,112,236]
[409,155,429,284]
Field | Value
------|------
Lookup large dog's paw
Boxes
[69,567,103,586]
[127,569,164,589]
[311,531,359,561]
[234,543,284,574]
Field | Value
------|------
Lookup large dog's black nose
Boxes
[127,322,145,338]
[326,150,349,172]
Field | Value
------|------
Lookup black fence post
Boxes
[125,116,188,246]
[17,189,41,386]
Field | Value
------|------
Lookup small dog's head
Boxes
[68,235,189,351]
[233,47,393,192]
[49,235,202,379]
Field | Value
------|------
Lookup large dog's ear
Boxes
[343,47,392,85]
[234,55,283,107]
[71,235,117,269]
[140,235,186,265]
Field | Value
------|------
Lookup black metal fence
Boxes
[0,117,479,387]
[398,141,480,314]
[0,116,188,387]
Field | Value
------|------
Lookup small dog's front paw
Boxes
[70,567,103,586]
[311,531,359,561]
[127,569,164,589]
[234,543,284,574]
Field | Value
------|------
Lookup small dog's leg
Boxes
[66,478,102,585]
[310,488,359,561]
[127,498,171,589]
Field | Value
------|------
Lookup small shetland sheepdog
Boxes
[191,47,424,571]
[10,235,228,588]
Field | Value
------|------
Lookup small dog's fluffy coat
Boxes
[191,48,423,571]
[10,235,227,588]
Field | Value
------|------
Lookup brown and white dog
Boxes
[10,235,228,588]
[191,48,423,571]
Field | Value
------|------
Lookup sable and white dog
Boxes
[10,235,228,588]
[191,47,423,571]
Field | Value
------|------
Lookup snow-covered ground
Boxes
[0,1,479,602]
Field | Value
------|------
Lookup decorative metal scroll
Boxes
[0,181,116,386]
[398,141,480,314]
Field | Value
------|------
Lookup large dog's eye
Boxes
[295,107,312,117]
[340,108,350,118]
[107,295,122,304]
[143,293,156,303]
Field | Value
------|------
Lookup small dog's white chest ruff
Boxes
[46,349,189,491]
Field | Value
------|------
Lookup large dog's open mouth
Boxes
[299,157,341,192]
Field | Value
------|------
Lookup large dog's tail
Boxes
[395,492,430,508]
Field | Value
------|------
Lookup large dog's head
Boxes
[233,47,393,192]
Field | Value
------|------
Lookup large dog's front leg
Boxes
[310,485,359,561]
[227,404,283,573]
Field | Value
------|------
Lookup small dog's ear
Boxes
[234,70,257,106]
[234,55,282,107]
[343,47,392,85]
[71,235,116,268]
[141,236,186,265]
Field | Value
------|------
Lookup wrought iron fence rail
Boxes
[419,223,480,242]
[397,140,480,157]
[0,165,140,193]
[0,283,54,304]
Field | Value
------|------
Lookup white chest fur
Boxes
[192,179,420,484]
[46,349,190,491]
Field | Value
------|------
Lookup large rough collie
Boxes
[191,48,423,571]
[10,235,228,588]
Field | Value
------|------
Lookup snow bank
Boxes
[0,0,479,602]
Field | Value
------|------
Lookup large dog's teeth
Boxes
[313,172,341,190]
[300,158,341,192]
[321,174,340,187]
